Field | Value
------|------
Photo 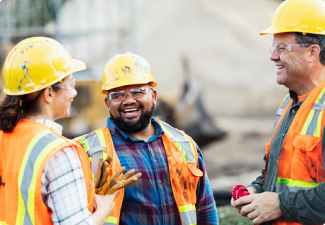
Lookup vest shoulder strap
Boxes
[273,94,291,132]
[159,121,197,164]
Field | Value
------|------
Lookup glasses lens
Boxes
[130,88,148,99]
[110,91,126,102]
[109,88,153,102]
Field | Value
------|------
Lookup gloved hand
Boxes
[95,155,142,195]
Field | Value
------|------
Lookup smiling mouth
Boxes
[123,108,139,114]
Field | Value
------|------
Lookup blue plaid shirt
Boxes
[106,117,218,225]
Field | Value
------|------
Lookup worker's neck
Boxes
[290,66,325,96]
[24,109,54,122]
[126,122,155,142]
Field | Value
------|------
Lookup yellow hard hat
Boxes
[260,0,325,35]
[102,52,157,95]
[3,37,86,95]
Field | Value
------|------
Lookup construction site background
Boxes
[0,0,285,196]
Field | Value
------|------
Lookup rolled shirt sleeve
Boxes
[195,145,219,224]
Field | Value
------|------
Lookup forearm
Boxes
[279,183,325,224]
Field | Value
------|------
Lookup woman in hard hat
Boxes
[0,37,115,225]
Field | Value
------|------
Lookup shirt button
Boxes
[158,180,161,184]
[154,159,157,162]
[283,133,285,137]
[292,109,295,113]
[163,203,166,206]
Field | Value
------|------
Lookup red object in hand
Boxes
[232,185,259,225]
[232,185,250,200]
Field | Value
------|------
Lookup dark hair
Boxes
[295,32,325,66]
[0,85,61,132]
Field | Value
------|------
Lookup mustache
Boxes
[119,103,143,111]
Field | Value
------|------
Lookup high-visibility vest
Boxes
[264,80,325,225]
[77,118,203,225]
[0,119,95,225]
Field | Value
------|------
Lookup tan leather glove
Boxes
[95,155,142,195]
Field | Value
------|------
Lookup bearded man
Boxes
[76,53,218,225]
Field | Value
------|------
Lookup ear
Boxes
[309,45,321,62]
[42,86,54,104]
[104,97,111,110]
[151,89,157,105]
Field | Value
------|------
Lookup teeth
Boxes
[277,66,284,69]
[124,108,137,112]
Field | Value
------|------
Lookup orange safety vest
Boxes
[264,80,325,225]
[77,118,203,225]
[0,119,95,225]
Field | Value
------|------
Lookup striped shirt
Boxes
[38,119,95,225]
[107,117,218,225]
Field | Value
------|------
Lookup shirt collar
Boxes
[106,117,164,142]
[34,119,63,135]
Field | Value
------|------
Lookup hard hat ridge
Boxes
[260,0,325,36]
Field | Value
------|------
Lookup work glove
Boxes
[95,155,142,195]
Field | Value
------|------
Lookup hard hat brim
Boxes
[260,27,284,35]
[71,59,86,74]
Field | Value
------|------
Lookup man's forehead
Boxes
[273,32,297,44]
[109,84,150,93]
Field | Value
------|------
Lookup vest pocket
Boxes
[187,163,203,177]
[292,134,321,182]
[293,134,320,152]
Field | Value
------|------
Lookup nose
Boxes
[72,88,77,98]
[123,92,136,103]
[270,50,280,62]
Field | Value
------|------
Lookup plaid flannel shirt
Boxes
[107,117,218,225]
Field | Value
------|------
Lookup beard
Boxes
[110,103,155,133]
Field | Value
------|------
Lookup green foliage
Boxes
[218,205,253,225]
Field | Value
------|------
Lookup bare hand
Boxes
[93,192,117,225]
[234,192,282,224]
[231,187,257,213]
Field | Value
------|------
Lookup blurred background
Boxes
[0,0,288,222]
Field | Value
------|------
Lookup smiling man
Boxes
[76,53,218,225]
[231,0,325,225]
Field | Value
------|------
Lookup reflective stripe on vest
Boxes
[160,122,196,164]
[17,130,65,225]
[273,94,291,132]
[78,130,116,225]
[301,87,325,137]
[160,122,197,225]
[105,216,118,225]
[79,130,108,181]
[275,177,323,192]
[179,204,196,225]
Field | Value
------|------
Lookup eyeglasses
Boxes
[108,87,153,102]
[269,43,311,54]
[53,78,76,90]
